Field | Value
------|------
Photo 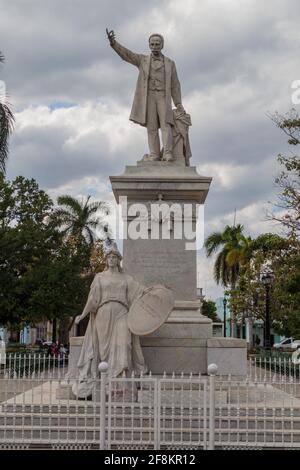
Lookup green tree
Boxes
[231,234,286,301]
[228,231,299,340]
[0,176,58,326]
[89,239,106,274]
[27,237,92,343]
[53,194,109,244]
[0,52,14,175]
[271,236,300,338]
[204,224,250,288]
[269,110,300,235]
[51,194,110,342]
[264,109,300,336]
[201,299,220,322]
[0,176,94,344]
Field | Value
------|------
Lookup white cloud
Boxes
[198,162,249,190]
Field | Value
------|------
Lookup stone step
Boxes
[1,419,300,433]
[1,411,300,422]
[0,429,299,445]
[1,403,300,417]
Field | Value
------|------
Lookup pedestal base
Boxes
[140,301,212,374]
[66,310,247,377]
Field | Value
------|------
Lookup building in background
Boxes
[215,296,282,348]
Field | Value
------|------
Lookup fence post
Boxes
[207,363,218,450]
[98,361,108,450]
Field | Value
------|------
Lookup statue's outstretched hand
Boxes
[106,28,116,46]
[75,315,82,325]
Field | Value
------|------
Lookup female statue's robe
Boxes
[72,272,147,398]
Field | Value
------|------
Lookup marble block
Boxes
[65,335,248,378]
[207,338,247,377]
[140,301,212,374]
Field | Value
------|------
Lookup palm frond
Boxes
[214,251,227,286]
[85,226,95,245]
[86,201,110,215]
[51,209,77,227]
[0,103,15,174]
[57,195,83,216]
[204,232,224,256]
[226,248,240,267]
[206,223,248,288]
[54,193,110,244]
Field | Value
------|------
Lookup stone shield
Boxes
[128,285,175,336]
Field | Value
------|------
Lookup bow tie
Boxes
[152,55,163,61]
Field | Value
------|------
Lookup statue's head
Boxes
[104,241,123,272]
[149,33,164,54]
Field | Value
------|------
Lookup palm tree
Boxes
[0,51,14,175]
[53,194,109,244]
[205,224,252,338]
[52,194,109,344]
[204,224,251,288]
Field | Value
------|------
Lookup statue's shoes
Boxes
[162,153,174,162]
[143,153,160,162]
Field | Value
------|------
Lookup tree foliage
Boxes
[204,224,250,288]
[0,176,58,325]
[0,176,93,337]
[201,299,220,322]
[52,194,109,244]
[0,51,14,175]
[268,109,300,235]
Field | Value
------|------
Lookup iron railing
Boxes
[0,353,300,450]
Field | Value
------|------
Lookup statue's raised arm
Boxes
[106,30,191,165]
[106,27,142,68]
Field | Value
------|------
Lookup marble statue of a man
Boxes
[107,29,185,162]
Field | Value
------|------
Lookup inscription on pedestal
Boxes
[123,239,197,300]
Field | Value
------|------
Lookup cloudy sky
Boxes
[1,0,299,299]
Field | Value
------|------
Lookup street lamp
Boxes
[223,296,228,338]
[261,271,273,350]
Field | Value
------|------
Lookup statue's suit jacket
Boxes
[111,41,182,127]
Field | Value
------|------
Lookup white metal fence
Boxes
[0,354,300,450]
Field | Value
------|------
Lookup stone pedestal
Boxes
[110,162,214,373]
[110,163,212,301]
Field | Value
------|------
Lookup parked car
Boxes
[273,338,300,351]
